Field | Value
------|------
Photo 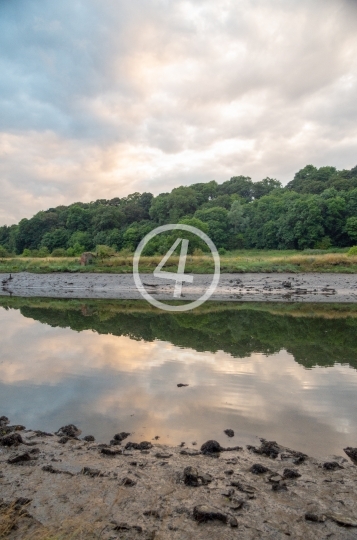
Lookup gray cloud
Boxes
[0,0,356,223]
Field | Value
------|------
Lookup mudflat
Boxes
[1,417,357,539]
[1,272,357,302]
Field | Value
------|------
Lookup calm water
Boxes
[0,298,356,458]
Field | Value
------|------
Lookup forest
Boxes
[1,163,357,257]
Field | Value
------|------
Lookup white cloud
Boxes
[0,0,356,223]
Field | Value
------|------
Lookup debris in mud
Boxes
[112,432,130,443]
[83,435,95,442]
[247,439,281,459]
[58,436,69,444]
[7,452,33,464]
[323,461,342,471]
[250,463,269,474]
[183,466,199,486]
[177,383,189,387]
[42,465,74,476]
[112,521,143,533]
[305,512,326,523]
[344,447,357,463]
[193,505,228,524]
[100,447,122,456]
[120,476,137,487]
[224,429,234,437]
[81,467,105,477]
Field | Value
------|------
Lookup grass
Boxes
[0,248,357,274]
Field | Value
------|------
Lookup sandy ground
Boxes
[1,272,357,302]
[1,419,357,539]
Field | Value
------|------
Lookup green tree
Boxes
[346,217,357,242]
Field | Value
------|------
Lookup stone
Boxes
[305,513,326,523]
[112,521,143,533]
[155,453,172,459]
[224,429,234,438]
[81,467,103,477]
[0,433,23,446]
[184,466,199,486]
[200,440,223,455]
[329,513,357,527]
[323,461,342,471]
[120,476,137,487]
[250,463,269,474]
[113,432,130,442]
[199,472,213,485]
[344,447,357,463]
[83,435,95,442]
[101,447,122,456]
[7,452,32,464]
[247,439,280,459]
[125,441,153,451]
[193,505,227,524]
[283,468,301,479]
[58,436,69,444]
[55,425,81,438]
[177,383,189,387]
[0,416,9,427]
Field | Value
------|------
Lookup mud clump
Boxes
[125,441,153,451]
[55,425,81,439]
[0,433,23,447]
[250,463,269,474]
[344,447,357,463]
[224,429,234,438]
[200,440,224,455]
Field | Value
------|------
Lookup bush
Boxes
[51,248,67,257]
[96,245,115,260]
[347,246,357,256]
[218,247,227,255]
[0,246,9,258]
[314,236,332,250]
[22,248,32,257]
[38,247,50,257]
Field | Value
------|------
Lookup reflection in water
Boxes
[0,298,356,457]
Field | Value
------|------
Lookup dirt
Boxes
[1,272,357,302]
[1,421,357,539]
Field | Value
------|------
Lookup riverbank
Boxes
[1,272,357,302]
[1,417,357,539]
[1,250,357,275]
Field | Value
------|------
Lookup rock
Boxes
[329,513,357,527]
[193,505,227,524]
[125,441,153,451]
[344,447,357,463]
[34,430,53,437]
[225,469,234,475]
[58,436,69,444]
[7,452,32,464]
[272,482,288,492]
[323,461,342,471]
[0,433,23,447]
[155,453,172,459]
[250,463,269,474]
[228,516,238,528]
[177,383,189,387]
[199,472,213,485]
[247,439,280,459]
[55,424,81,438]
[184,466,199,486]
[201,440,223,455]
[230,480,256,495]
[0,416,9,427]
[101,447,122,456]
[120,476,137,487]
[283,468,301,479]
[83,435,95,442]
[305,512,326,523]
[269,474,283,483]
[224,429,234,438]
[113,432,130,442]
[282,281,292,288]
[225,446,243,451]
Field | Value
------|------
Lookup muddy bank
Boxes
[1,417,357,539]
[1,272,357,302]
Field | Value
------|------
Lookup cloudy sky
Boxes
[1,0,357,224]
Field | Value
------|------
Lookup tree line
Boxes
[0,163,357,257]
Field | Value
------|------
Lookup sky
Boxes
[0,0,357,225]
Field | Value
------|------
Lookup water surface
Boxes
[0,298,356,458]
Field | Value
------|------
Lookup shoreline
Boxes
[1,417,357,539]
[1,271,357,302]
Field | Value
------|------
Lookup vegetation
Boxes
[1,249,357,273]
[0,165,357,261]
[1,297,357,371]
